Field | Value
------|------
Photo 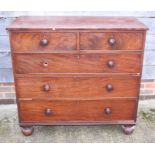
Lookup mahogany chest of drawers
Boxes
[7,16,148,136]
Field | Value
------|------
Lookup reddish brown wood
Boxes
[104,107,112,114]
[11,32,77,52]
[121,125,135,135]
[108,37,116,46]
[20,126,34,136]
[80,32,144,50]
[107,60,115,68]
[43,84,50,92]
[16,76,139,99]
[7,16,148,30]
[19,121,136,126]
[7,16,148,135]
[106,84,113,91]
[44,108,53,116]
[11,32,145,52]
[19,99,136,123]
[40,38,49,46]
[14,53,142,74]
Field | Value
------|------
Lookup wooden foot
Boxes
[121,125,135,135]
[21,126,34,136]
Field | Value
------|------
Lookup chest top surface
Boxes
[7,16,148,31]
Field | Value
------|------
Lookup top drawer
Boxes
[80,32,144,50]
[10,32,77,52]
[10,31,145,52]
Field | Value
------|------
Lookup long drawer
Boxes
[14,53,142,74]
[19,99,136,123]
[16,76,139,99]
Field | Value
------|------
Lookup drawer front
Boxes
[11,32,77,52]
[14,53,141,74]
[16,76,139,99]
[19,99,136,122]
[80,32,144,50]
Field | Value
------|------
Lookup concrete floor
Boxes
[0,100,155,143]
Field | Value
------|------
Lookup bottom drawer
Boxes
[19,99,137,123]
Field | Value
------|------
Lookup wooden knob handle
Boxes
[108,38,116,46]
[107,60,114,68]
[43,84,50,92]
[44,108,52,116]
[43,62,48,67]
[106,84,113,91]
[40,39,49,46]
[104,107,112,114]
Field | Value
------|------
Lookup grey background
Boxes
[0,11,155,82]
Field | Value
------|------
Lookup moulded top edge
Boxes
[6,16,149,31]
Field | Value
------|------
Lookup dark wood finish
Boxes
[19,121,136,126]
[11,31,145,52]
[80,32,144,50]
[108,37,116,46]
[104,107,112,114]
[20,126,34,136]
[40,38,49,46]
[44,108,53,116]
[7,16,148,30]
[19,99,136,122]
[14,53,142,74]
[16,76,139,99]
[43,84,50,92]
[7,16,148,135]
[107,60,115,68]
[121,125,135,135]
[106,84,113,91]
[11,32,77,52]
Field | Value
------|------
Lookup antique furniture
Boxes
[7,16,148,136]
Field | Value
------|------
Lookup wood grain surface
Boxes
[11,32,77,52]
[80,32,144,50]
[14,53,142,74]
[16,76,140,99]
[7,16,148,30]
[7,16,147,130]
[19,99,137,123]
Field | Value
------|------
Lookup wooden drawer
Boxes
[80,32,144,50]
[11,32,77,52]
[16,76,139,99]
[19,99,136,123]
[14,53,142,74]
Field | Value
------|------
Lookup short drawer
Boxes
[16,76,139,99]
[11,32,77,52]
[80,32,144,50]
[14,53,142,74]
[19,99,136,123]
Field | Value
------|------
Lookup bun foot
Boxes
[121,125,135,135]
[21,126,34,136]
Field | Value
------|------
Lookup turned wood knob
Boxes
[44,108,52,116]
[106,84,113,91]
[104,107,112,114]
[40,39,49,46]
[108,37,116,46]
[43,84,50,92]
[43,61,48,67]
[107,60,114,68]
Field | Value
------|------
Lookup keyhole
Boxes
[43,61,48,67]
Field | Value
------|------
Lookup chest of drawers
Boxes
[7,16,148,136]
